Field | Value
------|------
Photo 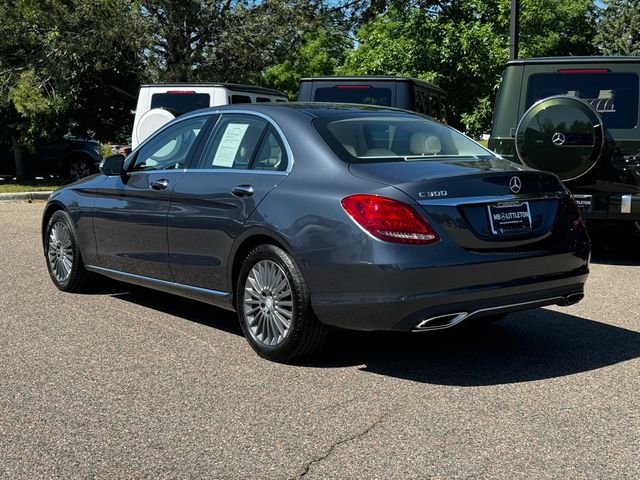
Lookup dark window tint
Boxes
[150,93,210,115]
[230,95,252,104]
[256,97,271,103]
[196,114,267,169]
[415,89,429,115]
[526,72,639,128]
[133,117,208,171]
[314,86,392,106]
[252,127,287,171]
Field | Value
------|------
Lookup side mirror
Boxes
[100,154,125,176]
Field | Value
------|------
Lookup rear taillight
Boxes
[341,194,440,245]
[569,195,584,230]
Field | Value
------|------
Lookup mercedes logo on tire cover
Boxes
[552,132,566,146]
[509,176,522,193]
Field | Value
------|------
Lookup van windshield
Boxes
[314,86,392,106]
[526,72,639,129]
[314,114,493,163]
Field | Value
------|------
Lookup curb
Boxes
[0,191,52,202]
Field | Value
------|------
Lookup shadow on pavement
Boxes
[589,223,640,266]
[95,281,243,337]
[304,308,640,386]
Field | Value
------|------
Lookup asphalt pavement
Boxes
[1,201,639,479]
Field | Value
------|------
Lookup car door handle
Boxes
[149,179,170,190]
[231,184,255,197]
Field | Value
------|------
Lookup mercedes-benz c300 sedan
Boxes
[42,103,590,361]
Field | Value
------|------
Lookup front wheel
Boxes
[236,244,327,362]
[44,210,91,292]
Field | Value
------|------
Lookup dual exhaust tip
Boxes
[413,293,584,332]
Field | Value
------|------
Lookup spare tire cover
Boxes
[515,95,604,181]
[134,108,176,148]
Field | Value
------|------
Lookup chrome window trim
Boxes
[193,110,295,174]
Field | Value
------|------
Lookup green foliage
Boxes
[340,0,600,136]
[264,28,352,97]
[595,0,640,55]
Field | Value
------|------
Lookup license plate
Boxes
[573,194,592,213]
[487,201,532,234]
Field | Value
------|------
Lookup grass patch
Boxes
[0,179,70,193]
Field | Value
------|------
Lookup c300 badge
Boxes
[418,190,448,198]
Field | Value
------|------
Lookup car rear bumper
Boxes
[311,272,587,332]
[579,192,640,221]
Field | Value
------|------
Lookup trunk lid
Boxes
[349,158,571,250]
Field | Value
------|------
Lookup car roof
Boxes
[506,56,640,66]
[299,76,446,94]
[140,82,287,97]
[180,102,422,120]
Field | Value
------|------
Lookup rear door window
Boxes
[150,93,210,115]
[526,72,639,128]
[314,85,392,106]
[195,114,268,169]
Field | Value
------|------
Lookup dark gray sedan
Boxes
[42,103,590,361]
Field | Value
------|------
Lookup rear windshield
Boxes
[314,86,392,106]
[150,93,210,115]
[315,114,493,163]
[526,72,639,129]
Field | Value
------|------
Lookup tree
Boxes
[263,27,352,97]
[0,0,147,178]
[340,0,600,136]
[595,0,640,55]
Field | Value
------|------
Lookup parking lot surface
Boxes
[1,201,639,479]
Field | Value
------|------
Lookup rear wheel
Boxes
[44,210,91,292]
[236,244,327,362]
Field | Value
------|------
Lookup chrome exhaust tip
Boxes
[565,293,584,305]
[413,312,468,332]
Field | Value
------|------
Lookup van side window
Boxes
[132,117,208,171]
[195,114,268,170]
[256,97,271,103]
[415,89,429,115]
[252,127,288,171]
[230,95,252,104]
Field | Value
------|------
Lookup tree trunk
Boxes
[11,136,27,180]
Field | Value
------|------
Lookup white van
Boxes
[131,83,288,148]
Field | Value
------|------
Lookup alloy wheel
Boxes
[47,222,73,283]
[69,161,90,180]
[243,260,293,347]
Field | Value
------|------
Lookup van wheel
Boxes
[236,244,327,362]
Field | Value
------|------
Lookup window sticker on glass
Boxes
[213,123,249,167]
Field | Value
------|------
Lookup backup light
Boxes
[341,194,440,245]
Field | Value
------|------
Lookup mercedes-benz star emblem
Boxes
[552,132,566,146]
[509,176,522,194]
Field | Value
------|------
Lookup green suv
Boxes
[489,57,640,228]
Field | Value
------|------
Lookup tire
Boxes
[236,244,327,362]
[44,210,91,292]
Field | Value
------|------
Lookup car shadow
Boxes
[96,280,640,387]
[589,224,640,266]
[303,308,640,386]
[92,281,244,337]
